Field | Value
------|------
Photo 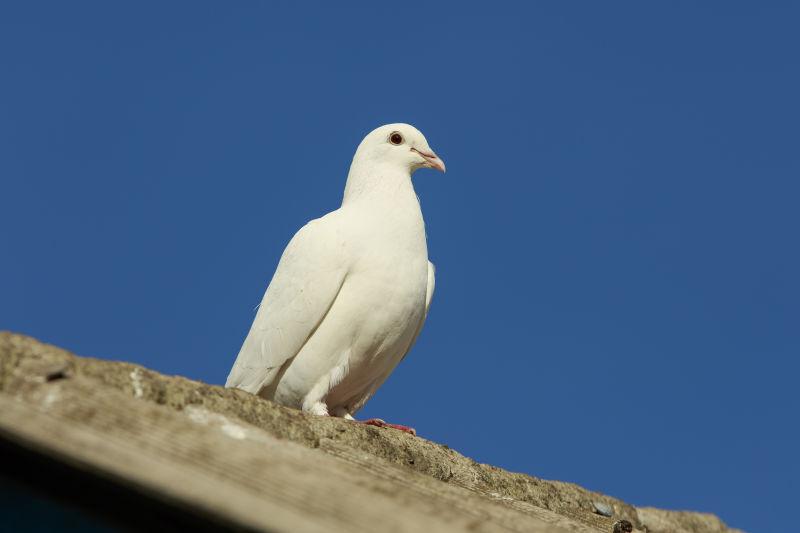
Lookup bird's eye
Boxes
[389,132,404,145]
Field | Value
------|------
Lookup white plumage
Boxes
[226,123,444,421]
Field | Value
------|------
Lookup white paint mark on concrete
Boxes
[130,368,144,398]
[220,422,248,440]
[185,405,211,425]
[42,387,60,408]
[184,405,264,442]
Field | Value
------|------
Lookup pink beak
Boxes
[412,148,446,173]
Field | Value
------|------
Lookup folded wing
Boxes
[226,218,347,396]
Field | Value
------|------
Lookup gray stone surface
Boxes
[0,332,743,533]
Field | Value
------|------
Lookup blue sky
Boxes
[1,3,798,531]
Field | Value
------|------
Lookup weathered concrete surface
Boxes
[0,332,743,533]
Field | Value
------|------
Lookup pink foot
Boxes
[361,418,417,436]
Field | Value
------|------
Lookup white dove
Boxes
[226,123,445,435]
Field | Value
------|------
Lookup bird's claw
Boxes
[360,418,417,436]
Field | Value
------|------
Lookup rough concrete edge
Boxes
[0,332,744,533]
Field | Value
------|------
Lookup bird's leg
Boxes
[303,401,329,417]
[331,406,416,435]
[331,407,355,421]
[360,418,417,436]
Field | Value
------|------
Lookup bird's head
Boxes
[354,123,446,175]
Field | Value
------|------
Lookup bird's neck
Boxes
[341,162,427,254]
[341,161,418,209]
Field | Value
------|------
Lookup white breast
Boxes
[271,198,429,415]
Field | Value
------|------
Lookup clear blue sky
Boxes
[1,3,797,532]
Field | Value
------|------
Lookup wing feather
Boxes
[225,217,347,395]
